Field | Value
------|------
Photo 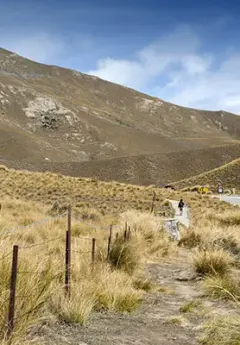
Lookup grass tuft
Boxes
[193,249,234,276]
[204,275,240,302]
[200,316,240,345]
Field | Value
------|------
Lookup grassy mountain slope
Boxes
[0,165,172,216]
[0,47,240,185]
[1,47,240,162]
[172,158,240,190]
[0,143,239,186]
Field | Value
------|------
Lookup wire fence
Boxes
[0,211,67,237]
[0,206,133,337]
[0,192,176,337]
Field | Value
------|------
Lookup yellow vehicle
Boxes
[197,186,209,194]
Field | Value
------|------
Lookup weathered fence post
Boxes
[65,230,71,297]
[124,222,128,241]
[65,206,71,296]
[68,206,71,234]
[150,191,156,213]
[7,245,19,336]
[91,238,96,271]
[127,226,132,240]
[107,225,112,260]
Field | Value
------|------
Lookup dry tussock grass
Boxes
[193,249,234,276]
[204,275,240,303]
[0,166,171,216]
[173,158,240,191]
[0,197,175,344]
[200,316,240,345]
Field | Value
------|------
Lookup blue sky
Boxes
[1,0,240,114]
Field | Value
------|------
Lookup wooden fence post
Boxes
[65,230,71,297]
[150,191,156,213]
[65,206,71,296]
[107,225,112,260]
[91,238,96,271]
[7,245,19,336]
[128,226,131,240]
[124,222,128,241]
[68,206,71,234]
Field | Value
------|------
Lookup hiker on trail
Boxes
[178,199,184,216]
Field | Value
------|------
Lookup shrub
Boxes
[178,229,202,248]
[204,275,240,302]
[217,212,240,226]
[50,284,95,325]
[109,238,140,274]
[193,249,234,276]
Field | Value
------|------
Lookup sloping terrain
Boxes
[0,143,239,186]
[0,47,240,165]
[0,47,240,186]
[172,158,240,190]
[0,165,172,216]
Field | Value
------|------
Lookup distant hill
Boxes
[0,143,239,187]
[172,159,240,190]
[0,47,240,185]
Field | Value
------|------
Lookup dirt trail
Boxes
[35,207,237,345]
[36,249,205,345]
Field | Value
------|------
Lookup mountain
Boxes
[0,47,240,185]
[172,158,240,191]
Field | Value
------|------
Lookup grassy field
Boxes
[172,158,240,191]
[0,168,240,345]
[0,165,173,217]
[0,197,176,345]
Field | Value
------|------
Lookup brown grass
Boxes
[204,275,240,303]
[193,249,234,276]
[200,316,240,345]
[0,196,175,344]
[0,166,171,217]
[173,158,240,191]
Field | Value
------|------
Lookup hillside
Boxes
[0,165,173,216]
[172,158,240,190]
[0,47,240,185]
[0,143,239,186]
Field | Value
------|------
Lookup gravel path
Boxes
[169,200,190,228]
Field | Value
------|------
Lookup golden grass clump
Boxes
[120,210,178,259]
[193,249,234,276]
[200,316,240,345]
[204,275,240,302]
[109,238,140,274]
[217,212,240,227]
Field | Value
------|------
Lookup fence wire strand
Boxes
[0,251,12,262]
[19,236,63,249]
[0,211,67,236]
[72,214,121,232]
[72,236,93,241]
[72,250,91,254]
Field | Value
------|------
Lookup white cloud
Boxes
[0,33,66,64]
[88,26,240,114]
